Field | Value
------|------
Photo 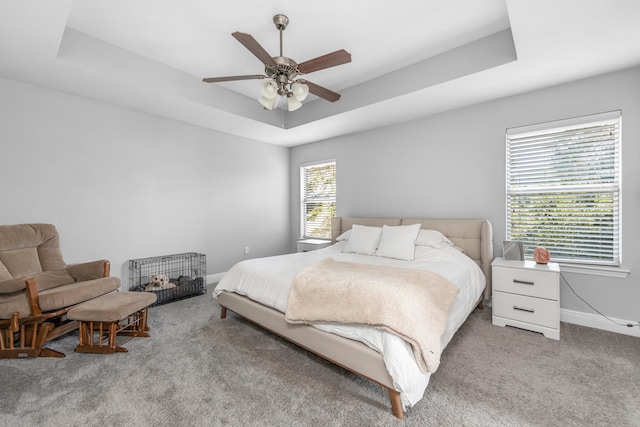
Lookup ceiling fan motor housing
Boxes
[266,56,299,95]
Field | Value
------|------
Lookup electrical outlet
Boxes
[244,246,250,255]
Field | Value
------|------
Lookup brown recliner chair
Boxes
[0,224,121,358]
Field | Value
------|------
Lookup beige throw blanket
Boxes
[285,257,460,374]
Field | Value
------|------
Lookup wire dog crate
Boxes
[128,252,206,306]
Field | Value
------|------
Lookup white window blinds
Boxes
[301,160,336,239]
[506,111,621,265]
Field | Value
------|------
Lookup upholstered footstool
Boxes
[67,292,157,354]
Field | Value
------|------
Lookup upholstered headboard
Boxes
[331,217,494,299]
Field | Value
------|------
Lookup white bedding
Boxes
[213,241,485,408]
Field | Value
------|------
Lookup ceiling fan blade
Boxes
[232,32,277,67]
[301,80,341,102]
[297,49,351,74]
[202,75,264,83]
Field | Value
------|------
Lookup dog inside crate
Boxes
[145,274,175,291]
[129,253,206,306]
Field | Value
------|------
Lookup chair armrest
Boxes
[24,278,42,316]
[66,260,111,282]
[0,278,42,316]
[0,278,27,294]
[0,278,42,317]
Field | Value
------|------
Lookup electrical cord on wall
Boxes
[560,272,639,328]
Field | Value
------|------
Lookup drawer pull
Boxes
[513,306,535,313]
[513,279,535,286]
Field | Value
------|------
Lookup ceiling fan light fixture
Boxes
[259,95,278,110]
[287,95,302,112]
[203,14,351,111]
[291,82,309,101]
[261,79,278,99]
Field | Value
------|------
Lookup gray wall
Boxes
[2,64,638,333]
[0,77,291,287]
[290,66,640,329]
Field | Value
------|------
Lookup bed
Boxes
[213,217,493,419]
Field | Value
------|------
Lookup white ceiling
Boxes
[2,0,640,147]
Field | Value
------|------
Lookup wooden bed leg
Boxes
[388,389,404,419]
[477,300,484,309]
[220,306,227,319]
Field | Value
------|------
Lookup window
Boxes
[506,111,621,266]
[301,160,336,239]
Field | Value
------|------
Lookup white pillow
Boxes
[336,229,351,241]
[415,229,454,247]
[374,223,421,260]
[342,225,382,255]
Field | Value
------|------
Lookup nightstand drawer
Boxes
[493,267,558,300]
[493,292,559,329]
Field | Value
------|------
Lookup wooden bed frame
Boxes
[218,217,493,419]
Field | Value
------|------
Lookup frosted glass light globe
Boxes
[291,82,309,101]
[259,96,278,110]
[261,80,278,99]
[287,96,302,111]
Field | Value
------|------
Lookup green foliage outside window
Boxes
[302,162,336,239]
[507,112,620,265]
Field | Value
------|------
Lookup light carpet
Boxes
[1,286,638,427]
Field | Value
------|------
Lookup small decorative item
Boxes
[534,247,551,264]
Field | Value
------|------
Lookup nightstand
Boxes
[491,257,560,340]
[296,239,332,252]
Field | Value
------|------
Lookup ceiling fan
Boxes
[202,14,351,111]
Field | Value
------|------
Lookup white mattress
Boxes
[213,241,485,408]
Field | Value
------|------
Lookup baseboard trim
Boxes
[206,273,226,285]
[560,308,640,338]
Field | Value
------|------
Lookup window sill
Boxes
[558,263,630,279]
[297,238,331,243]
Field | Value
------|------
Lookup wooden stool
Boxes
[67,292,157,354]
